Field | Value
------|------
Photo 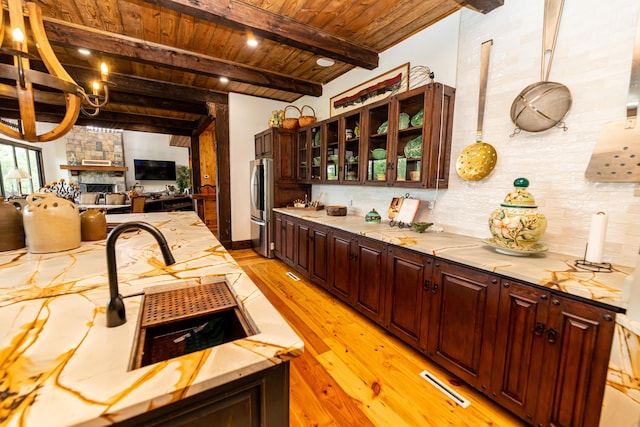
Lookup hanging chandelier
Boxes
[0,0,109,142]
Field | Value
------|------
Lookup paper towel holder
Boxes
[575,246,612,272]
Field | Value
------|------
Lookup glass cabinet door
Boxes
[324,119,339,182]
[365,102,391,184]
[395,89,426,184]
[310,125,322,181]
[343,111,361,182]
[296,128,309,181]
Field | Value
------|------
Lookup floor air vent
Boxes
[419,370,471,408]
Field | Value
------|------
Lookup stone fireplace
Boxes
[63,127,126,193]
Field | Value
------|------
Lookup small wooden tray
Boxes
[287,205,324,211]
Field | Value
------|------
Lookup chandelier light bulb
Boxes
[100,62,109,81]
[12,28,24,43]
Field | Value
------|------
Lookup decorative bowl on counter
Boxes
[412,222,433,233]
[326,205,347,216]
[488,177,547,252]
[371,148,386,160]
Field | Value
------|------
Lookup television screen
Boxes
[134,159,177,181]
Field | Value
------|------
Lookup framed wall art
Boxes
[330,63,410,117]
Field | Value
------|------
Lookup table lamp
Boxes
[5,167,31,196]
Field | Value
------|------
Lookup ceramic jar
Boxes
[80,208,107,241]
[365,208,381,223]
[23,192,81,253]
[0,197,25,251]
[488,178,547,250]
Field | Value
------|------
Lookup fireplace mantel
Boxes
[60,165,128,177]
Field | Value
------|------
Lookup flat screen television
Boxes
[134,159,177,181]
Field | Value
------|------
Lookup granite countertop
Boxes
[0,212,303,426]
[275,208,631,311]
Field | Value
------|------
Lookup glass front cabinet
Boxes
[296,82,455,188]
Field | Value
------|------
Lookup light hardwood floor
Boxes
[230,249,525,427]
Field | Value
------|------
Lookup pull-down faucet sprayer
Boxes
[105,221,176,327]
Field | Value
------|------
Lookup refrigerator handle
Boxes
[250,163,259,212]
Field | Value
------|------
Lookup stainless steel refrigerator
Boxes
[250,158,274,258]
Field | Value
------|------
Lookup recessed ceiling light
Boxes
[247,38,258,47]
[316,57,335,67]
[220,77,229,83]
[78,48,91,56]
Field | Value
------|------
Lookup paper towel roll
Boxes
[585,212,608,263]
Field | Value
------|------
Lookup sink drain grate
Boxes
[141,281,237,328]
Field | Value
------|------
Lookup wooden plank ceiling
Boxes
[0,0,502,136]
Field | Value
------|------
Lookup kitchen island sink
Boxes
[131,278,257,370]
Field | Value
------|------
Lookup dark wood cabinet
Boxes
[255,129,273,158]
[352,236,387,323]
[427,260,499,390]
[327,228,357,302]
[273,212,284,259]
[309,225,329,287]
[273,213,618,427]
[384,246,432,351]
[327,231,386,323]
[255,128,310,207]
[492,279,616,427]
[535,293,615,427]
[297,83,455,188]
[117,363,289,427]
[491,280,551,422]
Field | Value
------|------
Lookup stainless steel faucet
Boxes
[106,221,176,327]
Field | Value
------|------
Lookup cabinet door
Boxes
[294,220,310,274]
[324,119,340,182]
[275,130,295,181]
[384,246,432,350]
[353,236,386,323]
[427,260,499,388]
[273,212,283,259]
[309,225,329,287]
[310,126,322,182]
[534,296,616,427]
[282,215,296,267]
[328,229,356,303]
[255,130,273,158]
[365,100,392,184]
[343,111,363,182]
[296,129,309,182]
[491,279,550,422]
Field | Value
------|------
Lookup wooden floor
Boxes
[230,249,525,427]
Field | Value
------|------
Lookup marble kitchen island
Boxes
[0,212,303,426]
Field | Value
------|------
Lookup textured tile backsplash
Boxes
[313,0,640,267]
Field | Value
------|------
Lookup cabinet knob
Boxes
[491,279,498,284]
[541,294,548,300]
[603,314,613,322]
[533,322,545,336]
[502,282,509,288]
[435,262,440,268]
[423,280,430,291]
[547,329,558,344]
[551,299,560,305]
[432,283,439,294]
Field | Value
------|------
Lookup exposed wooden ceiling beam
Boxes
[0,103,197,136]
[140,0,379,70]
[463,0,504,13]
[42,18,323,97]
[61,64,228,105]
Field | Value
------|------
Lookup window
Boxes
[1,140,43,198]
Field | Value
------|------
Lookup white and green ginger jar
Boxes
[488,178,547,250]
